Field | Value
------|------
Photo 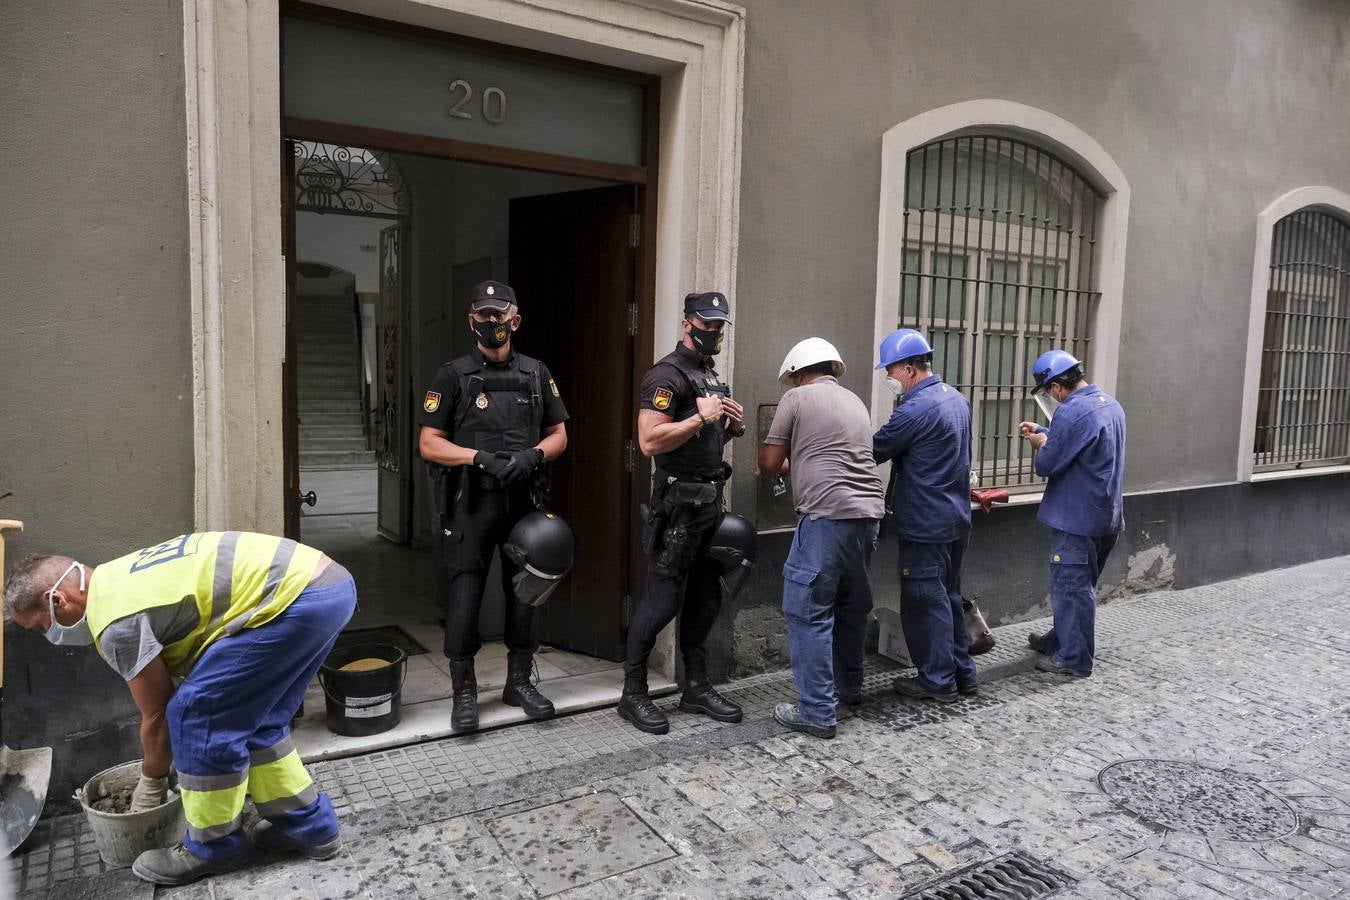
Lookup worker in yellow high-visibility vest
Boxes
[3,532,356,886]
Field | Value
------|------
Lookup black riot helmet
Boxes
[707,513,758,601]
[503,512,575,606]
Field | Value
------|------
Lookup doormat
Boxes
[332,625,429,657]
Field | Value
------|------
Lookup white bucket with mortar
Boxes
[75,760,186,867]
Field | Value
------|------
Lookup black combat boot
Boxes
[448,658,478,734]
[617,673,669,734]
[502,652,555,720]
[678,679,743,723]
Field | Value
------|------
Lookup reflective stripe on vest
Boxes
[87,532,324,678]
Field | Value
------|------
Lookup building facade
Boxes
[4,0,1349,803]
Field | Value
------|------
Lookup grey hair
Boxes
[3,554,75,622]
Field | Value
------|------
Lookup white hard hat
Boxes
[778,337,846,386]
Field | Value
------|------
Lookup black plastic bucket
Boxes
[318,643,407,737]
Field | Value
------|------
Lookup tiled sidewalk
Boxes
[12,555,1350,898]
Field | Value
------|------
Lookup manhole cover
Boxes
[901,851,1072,899]
[1097,759,1297,841]
[487,792,674,896]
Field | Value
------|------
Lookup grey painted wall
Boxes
[1,0,192,810]
[726,0,1350,515]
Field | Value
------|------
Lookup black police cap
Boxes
[471,280,516,312]
[684,291,731,322]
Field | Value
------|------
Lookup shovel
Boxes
[0,520,53,857]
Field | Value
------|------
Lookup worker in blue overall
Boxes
[3,532,354,885]
[872,329,977,703]
[1019,349,1126,677]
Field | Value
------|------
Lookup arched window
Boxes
[898,135,1105,488]
[1252,208,1350,472]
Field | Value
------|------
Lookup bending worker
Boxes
[418,279,569,733]
[1019,349,1126,677]
[619,291,748,734]
[2,532,354,886]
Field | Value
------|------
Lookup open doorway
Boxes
[279,6,662,758]
[285,143,662,758]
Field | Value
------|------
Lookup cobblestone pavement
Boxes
[13,555,1350,898]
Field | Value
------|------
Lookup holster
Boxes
[428,463,461,529]
[645,478,719,578]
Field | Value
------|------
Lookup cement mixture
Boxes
[84,766,173,814]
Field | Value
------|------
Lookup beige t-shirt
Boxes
[765,376,886,520]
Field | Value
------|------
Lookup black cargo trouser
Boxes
[624,480,724,682]
[437,480,538,660]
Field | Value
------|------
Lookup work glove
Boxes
[130,773,170,812]
[473,450,515,481]
[496,448,544,487]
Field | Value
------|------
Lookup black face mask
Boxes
[688,325,724,356]
[472,319,511,350]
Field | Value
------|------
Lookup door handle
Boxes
[299,490,317,508]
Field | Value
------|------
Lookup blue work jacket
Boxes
[1033,384,1126,537]
[873,375,972,543]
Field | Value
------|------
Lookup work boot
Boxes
[892,675,959,704]
[773,702,835,739]
[617,673,669,734]
[131,842,244,886]
[248,820,342,860]
[1028,631,1049,654]
[1035,657,1092,678]
[449,658,479,734]
[679,681,743,723]
[502,652,555,720]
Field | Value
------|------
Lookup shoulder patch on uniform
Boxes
[549,378,560,398]
[423,391,441,413]
[652,388,673,411]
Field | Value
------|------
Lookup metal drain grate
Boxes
[901,851,1072,899]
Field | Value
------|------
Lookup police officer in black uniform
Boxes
[417,280,569,734]
[618,291,748,734]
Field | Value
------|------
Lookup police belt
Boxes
[653,468,724,508]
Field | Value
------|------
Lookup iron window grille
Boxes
[899,136,1104,490]
[1253,209,1350,472]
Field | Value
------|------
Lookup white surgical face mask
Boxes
[44,561,93,647]
[884,376,905,397]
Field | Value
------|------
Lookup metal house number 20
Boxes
[448,79,507,125]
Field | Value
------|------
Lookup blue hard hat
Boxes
[1030,349,1082,392]
[875,329,933,370]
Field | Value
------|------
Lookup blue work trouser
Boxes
[1039,529,1117,674]
[897,537,976,693]
[168,577,357,861]
[781,516,880,727]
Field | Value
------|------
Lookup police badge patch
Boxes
[424,391,441,413]
[549,378,560,398]
[652,388,673,411]
[475,392,490,409]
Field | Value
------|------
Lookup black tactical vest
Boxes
[450,353,544,453]
[655,359,731,483]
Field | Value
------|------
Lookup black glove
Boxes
[497,448,544,486]
[473,450,514,481]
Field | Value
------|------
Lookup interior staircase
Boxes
[297,292,374,469]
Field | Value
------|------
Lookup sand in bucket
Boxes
[339,657,391,672]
